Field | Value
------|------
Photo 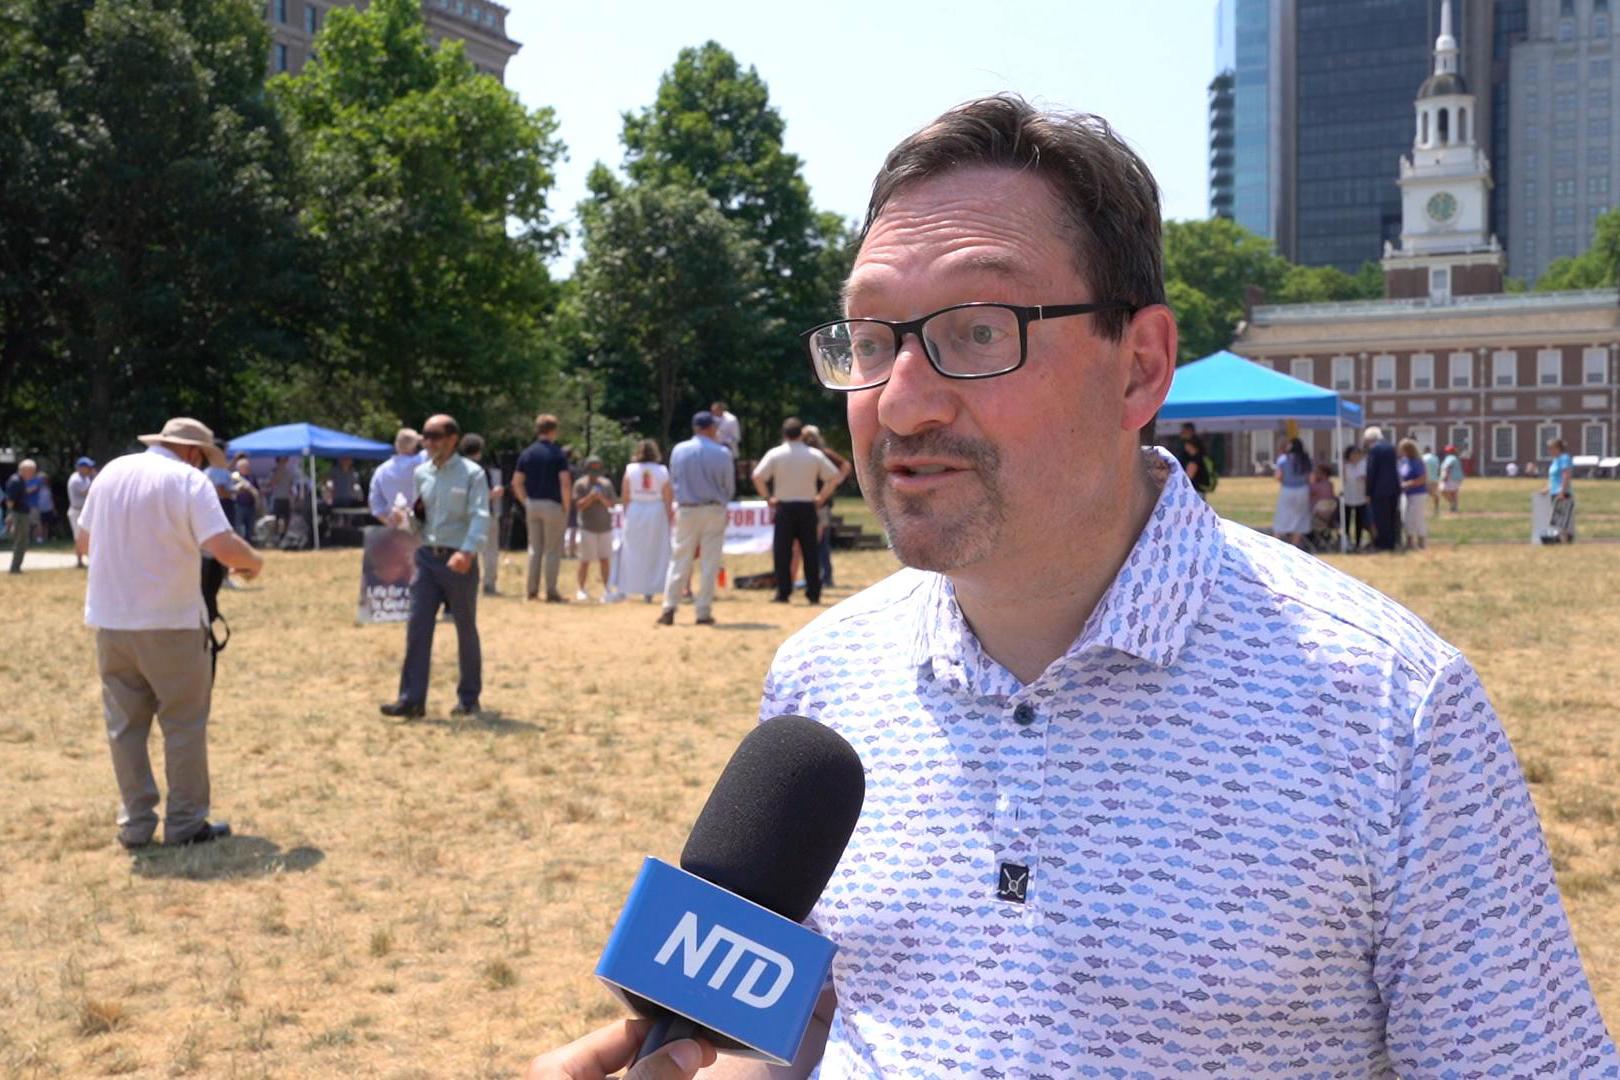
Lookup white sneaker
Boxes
[574,589,590,602]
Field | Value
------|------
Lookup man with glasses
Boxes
[380,415,489,720]
[639,95,1613,1077]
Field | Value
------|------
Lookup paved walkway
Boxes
[10,551,81,572]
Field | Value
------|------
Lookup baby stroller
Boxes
[1307,497,1342,553]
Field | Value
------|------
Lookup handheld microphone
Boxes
[595,714,865,1066]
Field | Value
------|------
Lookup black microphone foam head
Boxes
[679,714,865,924]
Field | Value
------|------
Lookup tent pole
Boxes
[1336,415,1348,552]
[309,452,319,551]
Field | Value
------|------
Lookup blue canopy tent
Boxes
[226,423,393,549]
[1158,350,1363,550]
[1158,350,1363,432]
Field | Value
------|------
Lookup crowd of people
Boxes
[1166,421,1582,554]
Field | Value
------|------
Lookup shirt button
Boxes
[1013,702,1036,726]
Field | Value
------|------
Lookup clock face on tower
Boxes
[1426,191,1458,224]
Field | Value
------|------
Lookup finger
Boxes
[624,1038,717,1080]
[527,1018,649,1080]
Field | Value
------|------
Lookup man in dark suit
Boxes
[1362,426,1401,552]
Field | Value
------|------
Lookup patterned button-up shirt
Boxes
[759,450,1618,1079]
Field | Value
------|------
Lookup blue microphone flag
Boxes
[596,857,836,1065]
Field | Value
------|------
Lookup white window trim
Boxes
[1411,353,1435,390]
[1374,354,1396,391]
[1331,355,1355,391]
[1448,424,1474,454]
[1492,350,1518,387]
[1584,347,1609,385]
[1290,357,1315,383]
[1492,423,1517,462]
[1449,352,1474,388]
[1538,349,1563,386]
[1583,421,1609,457]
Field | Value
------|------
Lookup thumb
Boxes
[623,1038,710,1080]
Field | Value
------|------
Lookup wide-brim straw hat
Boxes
[138,417,227,468]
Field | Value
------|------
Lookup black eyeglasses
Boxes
[422,429,452,441]
[800,301,1134,392]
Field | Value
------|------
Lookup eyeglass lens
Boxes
[809,306,1022,388]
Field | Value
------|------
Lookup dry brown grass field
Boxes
[3,517,1619,1077]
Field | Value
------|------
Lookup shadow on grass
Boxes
[409,708,544,735]
[130,835,325,880]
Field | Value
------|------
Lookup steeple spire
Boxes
[1434,0,1459,76]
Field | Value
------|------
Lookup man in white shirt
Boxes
[76,418,263,850]
[751,416,838,605]
[368,427,426,527]
[67,457,95,569]
[710,400,742,455]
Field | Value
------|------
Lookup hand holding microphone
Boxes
[525,1018,714,1080]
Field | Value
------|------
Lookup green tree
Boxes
[271,0,565,437]
[613,42,852,451]
[1274,261,1384,304]
[1535,208,1620,290]
[575,184,763,449]
[0,0,310,462]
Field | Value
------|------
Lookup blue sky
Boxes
[501,0,1218,268]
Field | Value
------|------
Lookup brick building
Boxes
[1231,1,1618,475]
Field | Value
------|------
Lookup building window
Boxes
[305,4,318,32]
[1556,206,1577,225]
[1538,422,1563,456]
[1593,205,1611,224]
[1493,350,1518,386]
[275,0,287,21]
[1585,347,1609,383]
[1492,423,1517,462]
[1584,421,1610,456]
[1554,179,1577,197]
[1449,425,1474,455]
[1592,175,1612,195]
[1429,267,1450,302]
[1598,13,1611,35]
[1449,351,1473,388]
[1526,207,1539,226]
[1291,357,1314,383]
[1596,59,1613,77]
[1411,353,1434,389]
[1560,20,1576,41]
[1331,355,1355,391]
[1590,115,1610,136]
[1525,179,1538,198]
[1538,349,1563,385]
[275,43,288,71]
[1374,354,1396,391]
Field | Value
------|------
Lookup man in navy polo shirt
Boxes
[512,413,572,602]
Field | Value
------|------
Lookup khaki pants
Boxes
[95,628,212,846]
[525,498,565,598]
[662,505,727,619]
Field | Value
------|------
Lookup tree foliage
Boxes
[0,0,309,462]
[270,0,565,437]
[1163,218,1382,362]
[607,42,854,453]
[576,184,763,449]
[1535,208,1620,291]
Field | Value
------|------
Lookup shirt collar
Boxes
[148,446,182,463]
[911,447,1225,683]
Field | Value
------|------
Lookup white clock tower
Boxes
[1382,0,1505,301]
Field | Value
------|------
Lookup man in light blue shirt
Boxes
[657,411,735,626]
[380,414,489,720]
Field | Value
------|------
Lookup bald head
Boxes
[422,414,460,464]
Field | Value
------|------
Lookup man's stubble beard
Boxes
[866,431,1007,573]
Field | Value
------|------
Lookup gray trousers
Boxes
[482,496,501,591]
[525,498,565,598]
[9,509,29,572]
[96,628,212,845]
[662,505,727,619]
[398,547,481,707]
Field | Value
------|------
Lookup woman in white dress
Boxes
[618,439,673,601]
[1271,437,1313,547]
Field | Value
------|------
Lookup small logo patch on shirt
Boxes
[996,862,1030,904]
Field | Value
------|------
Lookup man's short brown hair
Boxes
[861,94,1164,341]
[535,413,558,437]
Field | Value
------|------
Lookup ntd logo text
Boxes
[653,912,796,1009]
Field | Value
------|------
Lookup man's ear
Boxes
[1119,304,1178,434]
